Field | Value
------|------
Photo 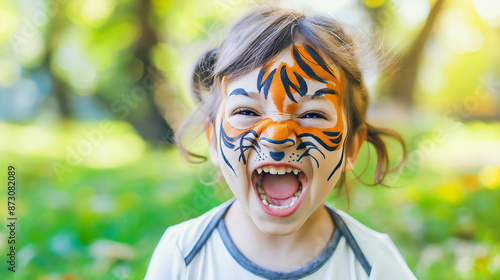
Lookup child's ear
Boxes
[345,124,367,171]
[205,121,220,166]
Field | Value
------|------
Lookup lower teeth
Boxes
[257,180,302,209]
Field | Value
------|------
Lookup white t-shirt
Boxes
[145,199,417,280]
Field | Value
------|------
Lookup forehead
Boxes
[225,44,343,99]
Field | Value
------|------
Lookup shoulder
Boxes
[328,205,417,279]
[166,200,232,256]
[330,206,389,253]
[144,200,233,279]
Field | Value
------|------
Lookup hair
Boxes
[176,5,407,199]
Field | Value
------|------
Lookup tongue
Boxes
[262,173,299,199]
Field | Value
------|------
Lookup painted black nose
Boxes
[269,151,285,161]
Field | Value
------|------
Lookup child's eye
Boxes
[300,111,328,119]
[233,108,259,117]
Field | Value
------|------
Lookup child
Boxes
[145,6,416,280]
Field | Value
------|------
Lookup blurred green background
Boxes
[1,0,499,279]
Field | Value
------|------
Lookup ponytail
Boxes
[176,49,219,163]
[192,49,217,103]
[365,123,407,185]
[336,121,407,205]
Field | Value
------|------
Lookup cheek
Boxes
[217,113,263,173]
[220,104,250,139]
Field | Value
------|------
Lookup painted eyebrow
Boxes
[228,88,260,100]
[312,88,337,99]
[228,88,248,97]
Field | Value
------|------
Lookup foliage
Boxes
[0,121,499,279]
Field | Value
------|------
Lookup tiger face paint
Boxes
[210,44,347,235]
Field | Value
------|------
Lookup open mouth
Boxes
[251,165,308,217]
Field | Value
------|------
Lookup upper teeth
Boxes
[256,167,300,175]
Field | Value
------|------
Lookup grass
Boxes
[0,120,499,279]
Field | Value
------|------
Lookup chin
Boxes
[253,217,304,236]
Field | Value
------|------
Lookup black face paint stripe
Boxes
[228,88,248,97]
[323,131,341,137]
[238,143,259,163]
[280,65,298,103]
[329,135,342,145]
[239,135,259,150]
[293,72,308,97]
[286,71,308,97]
[221,125,260,167]
[296,142,326,159]
[235,130,259,165]
[292,47,327,83]
[327,145,344,181]
[297,141,326,168]
[304,44,337,79]
[257,65,276,99]
[221,127,235,149]
[297,133,341,151]
[260,137,296,145]
[300,149,319,168]
[312,88,337,99]
[220,122,236,175]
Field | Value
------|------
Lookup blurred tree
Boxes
[89,0,174,145]
[365,0,447,107]
[106,0,173,145]
[40,0,175,144]
[42,1,71,119]
[388,0,445,107]
[130,0,173,144]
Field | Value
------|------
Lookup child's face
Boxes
[209,44,357,235]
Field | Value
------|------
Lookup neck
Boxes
[224,199,334,271]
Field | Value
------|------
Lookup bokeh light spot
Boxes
[364,0,385,8]
[472,0,500,20]
[0,1,18,44]
[434,183,463,203]
[418,66,445,93]
[459,27,484,53]
[396,0,430,28]
[479,166,500,189]
[0,59,21,86]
